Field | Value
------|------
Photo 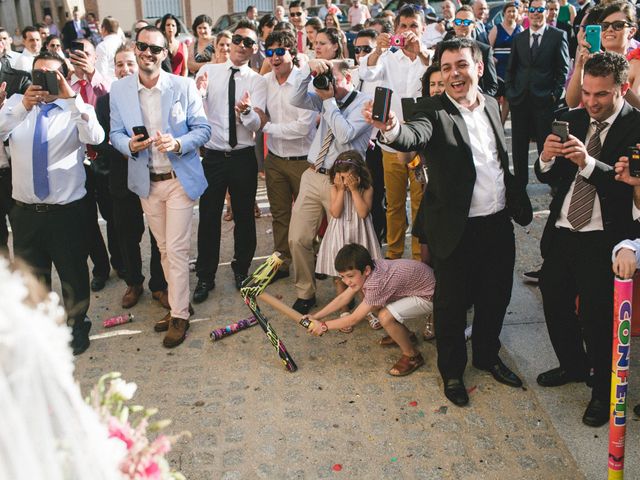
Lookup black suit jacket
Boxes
[94,93,130,198]
[388,93,531,259]
[0,57,31,97]
[435,39,498,97]
[505,26,570,105]
[534,103,640,256]
[61,20,90,51]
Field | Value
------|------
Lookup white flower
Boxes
[110,378,137,401]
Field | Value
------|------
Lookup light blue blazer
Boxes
[109,71,211,200]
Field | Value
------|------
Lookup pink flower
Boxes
[149,435,172,456]
[142,460,161,479]
[107,417,135,450]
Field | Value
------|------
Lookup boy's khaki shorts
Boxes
[386,296,433,324]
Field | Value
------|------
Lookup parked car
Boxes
[306,3,351,31]
[143,16,193,44]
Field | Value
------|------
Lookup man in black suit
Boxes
[442,5,498,97]
[547,0,573,42]
[365,38,532,407]
[0,51,30,251]
[61,8,90,51]
[505,0,570,186]
[535,52,640,427]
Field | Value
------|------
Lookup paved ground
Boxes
[64,173,640,479]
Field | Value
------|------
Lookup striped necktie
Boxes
[314,130,334,171]
[566,121,608,231]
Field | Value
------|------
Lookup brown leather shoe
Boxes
[154,305,194,332]
[122,285,143,309]
[151,289,170,310]
[163,317,190,348]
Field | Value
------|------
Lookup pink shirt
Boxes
[348,4,371,26]
[362,259,435,307]
[70,70,110,107]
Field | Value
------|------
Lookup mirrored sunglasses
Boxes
[453,18,475,26]
[265,47,288,57]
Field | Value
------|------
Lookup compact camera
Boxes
[390,34,405,48]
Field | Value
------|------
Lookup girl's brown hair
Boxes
[329,150,372,190]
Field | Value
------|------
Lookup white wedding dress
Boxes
[0,258,122,480]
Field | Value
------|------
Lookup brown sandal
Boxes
[389,353,424,376]
[379,332,417,347]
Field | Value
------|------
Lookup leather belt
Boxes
[150,171,177,182]
[206,147,253,158]
[268,151,308,161]
[15,199,83,212]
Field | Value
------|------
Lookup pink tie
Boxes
[297,30,304,52]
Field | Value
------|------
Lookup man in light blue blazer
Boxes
[110,26,211,348]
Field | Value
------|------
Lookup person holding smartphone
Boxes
[0,52,105,356]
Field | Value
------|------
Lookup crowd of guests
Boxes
[2,0,640,426]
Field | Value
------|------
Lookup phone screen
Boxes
[372,87,393,123]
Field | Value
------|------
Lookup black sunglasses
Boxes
[354,45,373,54]
[232,34,257,48]
[600,20,633,31]
[265,47,288,57]
[135,41,165,55]
[289,11,303,17]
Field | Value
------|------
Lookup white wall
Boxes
[96,0,137,34]
[191,0,229,25]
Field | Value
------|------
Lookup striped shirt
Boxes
[362,259,435,308]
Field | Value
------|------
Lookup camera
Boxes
[313,70,334,90]
[390,34,405,48]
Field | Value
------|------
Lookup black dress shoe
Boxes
[71,320,92,356]
[444,378,469,407]
[583,398,609,427]
[271,269,290,283]
[537,367,587,387]
[90,275,107,292]
[234,272,248,290]
[292,297,317,314]
[193,280,215,303]
[478,358,523,388]
[314,273,328,280]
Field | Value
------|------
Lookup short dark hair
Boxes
[22,26,38,38]
[421,62,441,96]
[289,0,303,11]
[274,21,295,33]
[192,14,213,34]
[599,1,636,25]
[246,4,257,13]
[234,18,258,33]
[136,25,168,48]
[437,37,482,64]
[35,22,48,30]
[160,14,182,35]
[356,28,378,41]
[334,244,376,274]
[258,14,278,36]
[395,5,425,28]
[456,5,475,15]
[101,16,119,35]
[264,31,299,65]
[368,18,394,34]
[32,51,63,68]
[584,51,629,86]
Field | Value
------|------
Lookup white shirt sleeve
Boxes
[612,238,640,265]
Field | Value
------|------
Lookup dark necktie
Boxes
[357,79,364,92]
[531,33,541,57]
[566,121,609,230]
[228,67,239,148]
[32,103,59,200]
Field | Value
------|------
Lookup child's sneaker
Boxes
[367,312,382,330]
[339,312,354,333]
[464,325,473,341]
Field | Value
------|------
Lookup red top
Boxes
[627,47,640,62]
[170,42,187,75]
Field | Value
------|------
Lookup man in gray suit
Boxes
[505,0,570,186]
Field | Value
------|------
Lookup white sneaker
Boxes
[464,325,473,341]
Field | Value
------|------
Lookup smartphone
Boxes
[629,147,640,178]
[585,25,601,54]
[32,69,59,95]
[372,86,393,123]
[132,125,150,141]
[551,120,569,143]
[71,40,84,52]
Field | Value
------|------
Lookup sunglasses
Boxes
[135,41,165,55]
[232,34,256,48]
[600,20,633,31]
[290,11,303,17]
[354,45,373,54]
[453,18,475,26]
[528,6,546,13]
[265,47,288,57]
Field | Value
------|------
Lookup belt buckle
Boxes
[35,204,49,213]
[224,151,233,158]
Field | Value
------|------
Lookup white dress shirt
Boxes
[95,33,122,82]
[539,100,623,231]
[291,63,373,169]
[422,23,446,49]
[4,50,19,67]
[196,62,267,151]
[14,49,35,72]
[137,75,172,174]
[359,48,427,152]
[381,93,506,217]
[529,23,547,48]
[612,238,640,264]
[262,67,316,158]
[0,95,104,204]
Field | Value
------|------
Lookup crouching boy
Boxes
[307,243,435,376]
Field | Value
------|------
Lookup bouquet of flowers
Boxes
[86,372,188,480]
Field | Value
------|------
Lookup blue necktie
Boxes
[32,103,58,200]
